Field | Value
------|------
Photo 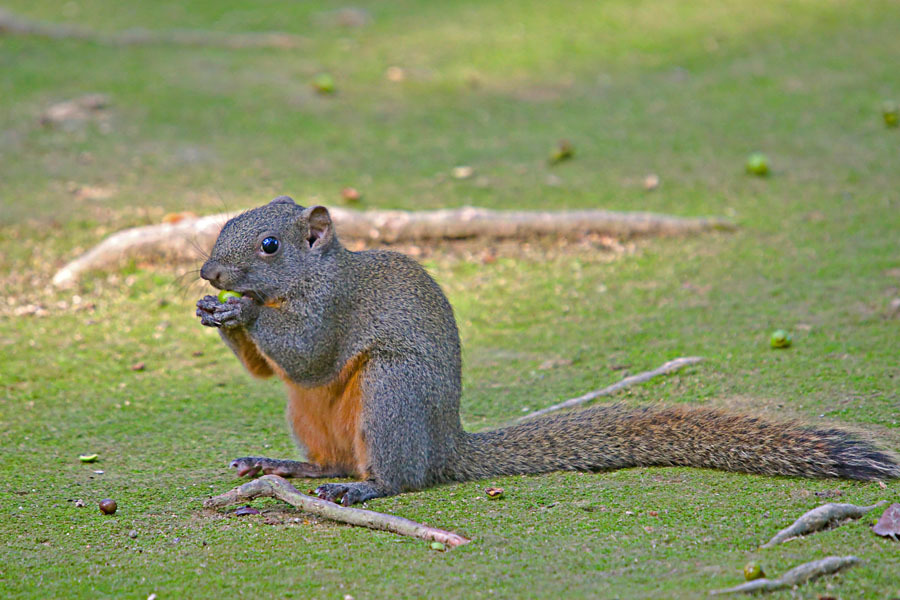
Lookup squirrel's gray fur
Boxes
[196,197,899,506]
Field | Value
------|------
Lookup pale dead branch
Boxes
[709,556,860,595]
[52,207,734,286]
[203,474,470,547]
[516,356,705,422]
[761,501,886,548]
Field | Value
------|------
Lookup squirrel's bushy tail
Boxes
[452,405,900,482]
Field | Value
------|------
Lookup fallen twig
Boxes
[203,474,470,547]
[51,207,735,286]
[761,501,886,548]
[0,8,305,48]
[709,556,860,595]
[516,356,704,422]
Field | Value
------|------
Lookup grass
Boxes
[1,0,899,597]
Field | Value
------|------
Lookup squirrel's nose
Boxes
[200,261,225,286]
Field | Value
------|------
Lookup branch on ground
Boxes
[203,474,470,547]
[0,9,305,49]
[761,501,886,548]
[709,556,860,595]
[516,356,705,422]
[51,207,735,286]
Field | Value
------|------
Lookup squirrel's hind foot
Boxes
[229,456,348,479]
[315,482,385,506]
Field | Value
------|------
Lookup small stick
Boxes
[709,555,860,595]
[203,475,470,547]
[761,501,886,548]
[517,356,704,422]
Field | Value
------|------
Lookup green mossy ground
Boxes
[1,1,898,597]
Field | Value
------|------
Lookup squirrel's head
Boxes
[200,196,339,303]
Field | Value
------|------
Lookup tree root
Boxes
[709,556,860,595]
[0,8,304,49]
[326,206,735,242]
[761,501,886,548]
[203,474,470,547]
[516,356,704,422]
[51,207,735,286]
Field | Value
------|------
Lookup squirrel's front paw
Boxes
[196,295,222,327]
[195,295,256,329]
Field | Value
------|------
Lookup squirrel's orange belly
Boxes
[280,354,369,478]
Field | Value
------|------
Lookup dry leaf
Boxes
[548,139,574,164]
[161,211,197,224]
[872,502,900,539]
[386,66,406,82]
[452,166,474,179]
[485,487,504,499]
[341,187,362,203]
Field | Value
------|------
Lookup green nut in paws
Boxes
[217,290,241,303]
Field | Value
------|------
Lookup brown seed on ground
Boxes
[99,499,117,514]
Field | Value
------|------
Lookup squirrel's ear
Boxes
[301,206,334,250]
[269,195,296,206]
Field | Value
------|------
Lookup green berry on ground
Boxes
[746,152,769,176]
[770,330,792,349]
[743,562,765,581]
[313,73,336,94]
[548,140,574,165]
[883,101,899,127]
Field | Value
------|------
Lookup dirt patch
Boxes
[40,94,112,131]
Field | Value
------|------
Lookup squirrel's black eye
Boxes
[260,237,280,255]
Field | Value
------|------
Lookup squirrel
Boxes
[196,196,899,506]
